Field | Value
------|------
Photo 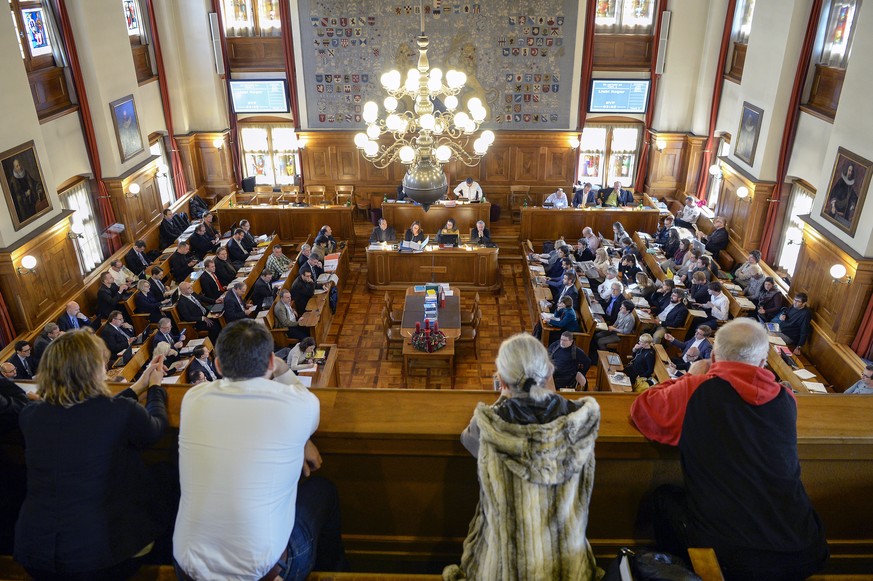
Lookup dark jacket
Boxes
[290,277,315,312]
[222,290,248,322]
[404,229,426,243]
[771,306,813,347]
[187,358,220,383]
[598,187,634,206]
[189,232,217,259]
[100,324,133,356]
[250,277,275,310]
[15,388,170,573]
[125,247,151,275]
[668,335,713,360]
[57,312,93,332]
[169,252,197,283]
[470,227,491,244]
[756,289,784,321]
[703,227,729,261]
[227,238,250,266]
[572,188,597,207]
[7,354,36,380]
[0,377,30,435]
[134,291,164,323]
[176,293,209,324]
[96,283,126,320]
[548,341,592,389]
[32,333,54,368]
[214,258,238,287]
[625,347,655,382]
[369,226,397,243]
[159,218,181,248]
[199,271,224,301]
[658,302,690,328]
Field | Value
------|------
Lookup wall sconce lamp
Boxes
[735,186,750,200]
[212,137,224,149]
[17,255,37,275]
[67,223,85,240]
[125,183,141,198]
[568,135,581,150]
[830,264,852,285]
[708,164,723,180]
[156,163,169,178]
[655,138,667,151]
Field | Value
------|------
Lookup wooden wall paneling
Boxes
[592,35,653,71]
[543,147,573,183]
[682,135,706,196]
[194,133,236,197]
[513,146,540,182]
[131,44,154,83]
[105,156,165,244]
[302,145,334,183]
[175,134,204,198]
[335,145,360,181]
[716,157,774,252]
[805,64,845,120]
[483,144,511,183]
[646,132,687,198]
[28,66,74,119]
[225,37,284,70]
[807,322,867,391]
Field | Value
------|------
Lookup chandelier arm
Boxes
[366,140,407,169]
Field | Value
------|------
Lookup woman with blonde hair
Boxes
[593,247,611,280]
[14,331,173,580]
[445,333,600,581]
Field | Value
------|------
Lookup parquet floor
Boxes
[326,215,533,390]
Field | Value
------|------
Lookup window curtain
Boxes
[136,0,151,44]
[41,0,68,67]
[632,0,668,193]
[221,0,255,37]
[595,0,656,34]
[576,0,598,130]
[145,0,188,198]
[851,297,873,360]
[760,0,824,263]
[61,181,103,273]
[734,0,755,44]
[697,0,737,199]
[819,0,858,68]
[54,0,120,254]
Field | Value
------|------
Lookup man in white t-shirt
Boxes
[173,319,347,580]
[674,195,701,228]
[453,177,483,201]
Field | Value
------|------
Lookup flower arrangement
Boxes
[410,320,447,352]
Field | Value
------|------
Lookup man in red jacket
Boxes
[630,318,827,581]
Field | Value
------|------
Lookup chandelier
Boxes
[353,14,494,210]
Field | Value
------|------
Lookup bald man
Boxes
[57,301,93,332]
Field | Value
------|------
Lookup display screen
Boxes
[228,80,289,114]
[588,79,650,114]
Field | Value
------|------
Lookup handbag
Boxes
[602,548,703,581]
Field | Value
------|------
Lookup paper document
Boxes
[793,368,816,380]
[802,381,827,393]
[768,335,787,346]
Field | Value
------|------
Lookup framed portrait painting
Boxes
[735,102,763,166]
[820,147,872,237]
[110,94,145,162]
[0,141,52,231]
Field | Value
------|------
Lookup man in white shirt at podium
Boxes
[453,177,483,201]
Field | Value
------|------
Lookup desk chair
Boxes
[306,185,327,205]
[510,185,531,222]
[254,185,273,194]
[280,185,302,204]
[381,307,403,359]
[384,292,402,325]
[460,293,480,326]
[456,309,481,358]
[335,184,354,206]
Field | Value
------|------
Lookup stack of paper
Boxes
[802,381,827,394]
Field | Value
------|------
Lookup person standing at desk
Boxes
[370,218,397,243]
[404,221,426,243]
[470,220,491,244]
[572,182,597,207]
[598,181,634,207]
[453,177,483,201]
[544,188,569,208]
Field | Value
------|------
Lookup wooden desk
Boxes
[652,344,674,384]
[767,343,831,393]
[401,287,462,339]
[402,338,455,388]
[381,202,491,235]
[520,206,660,246]
[299,293,332,344]
[596,350,632,392]
[214,195,355,244]
[366,247,500,293]
[296,343,339,388]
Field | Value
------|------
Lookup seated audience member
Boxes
[187,345,220,383]
[227,228,251,268]
[96,271,130,321]
[650,289,690,343]
[770,293,812,355]
[200,259,227,301]
[630,319,828,581]
[213,246,238,286]
[612,221,628,244]
[733,250,762,288]
[545,188,569,208]
[597,268,623,302]
[57,301,93,331]
[101,310,137,356]
[620,237,642,261]
[844,365,873,394]
[549,272,579,310]
[33,323,62,369]
[187,370,206,385]
[265,244,293,278]
[297,243,312,268]
[169,241,199,283]
[755,277,783,321]
[189,223,218,259]
[291,270,319,315]
[744,265,766,301]
[691,281,730,332]
[314,225,337,253]
[438,219,460,245]
[1,360,34,432]
[7,341,36,380]
[151,339,180,369]
[654,215,675,246]
[223,282,255,322]
[681,254,713,285]
[529,238,565,268]
[111,261,138,287]
[453,176,483,201]
[159,208,182,247]
[665,326,713,369]
[618,254,642,285]
[446,334,599,580]
[286,336,318,373]
[147,266,175,302]
[369,218,397,243]
[549,331,592,390]
[470,220,491,244]
[14,332,172,581]
[687,271,711,305]
[696,216,729,262]
[648,279,676,314]
[625,333,656,384]
[660,238,691,274]
[250,270,276,311]
[582,227,600,252]
[574,238,595,262]
[545,246,571,279]
[661,228,681,259]
[239,219,258,251]
[202,211,220,239]
[668,346,702,377]
[300,252,324,280]
[153,318,184,351]
[592,248,611,281]
[572,181,597,207]
[674,195,701,228]
[176,282,220,342]
[134,279,166,323]
[589,300,636,360]
[404,221,426,243]
[634,272,658,302]
[174,321,347,580]
[599,180,634,207]
[274,289,310,341]
[125,240,153,275]
[547,297,581,340]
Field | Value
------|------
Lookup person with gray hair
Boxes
[447,333,600,580]
[32,322,62,368]
[597,267,623,301]
[297,243,312,268]
[630,318,828,580]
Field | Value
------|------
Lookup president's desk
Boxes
[213,194,356,244]
[520,206,660,245]
[366,245,501,293]
[381,201,491,234]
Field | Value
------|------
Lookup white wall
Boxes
[689,0,729,137]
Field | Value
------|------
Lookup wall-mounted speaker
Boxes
[208,12,225,76]
[655,11,671,75]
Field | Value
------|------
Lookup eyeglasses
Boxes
[862,374,873,380]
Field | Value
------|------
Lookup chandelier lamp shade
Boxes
[354,15,493,210]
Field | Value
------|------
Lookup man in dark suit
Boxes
[213,247,238,286]
[32,323,62,369]
[598,180,635,207]
[650,289,691,343]
[299,254,324,281]
[56,302,93,333]
[7,341,36,380]
[296,244,312,268]
[169,241,199,283]
[369,219,397,243]
[1,361,33,432]
[227,229,250,268]
[290,269,317,313]
[249,270,275,311]
[470,220,491,244]
[222,282,255,322]
[177,282,220,341]
[198,259,225,303]
[153,318,184,351]
[186,345,221,383]
[551,273,580,311]
[239,220,258,251]
[125,240,152,276]
[572,182,597,207]
[100,310,136,357]
[665,325,714,370]
[696,216,729,263]
[159,209,182,248]
[189,223,218,259]
[147,266,175,303]
[602,282,625,325]
[314,225,337,253]
[96,272,130,321]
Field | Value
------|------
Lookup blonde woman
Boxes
[14,331,172,580]
[593,247,612,280]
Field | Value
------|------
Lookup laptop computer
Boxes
[438,233,459,247]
